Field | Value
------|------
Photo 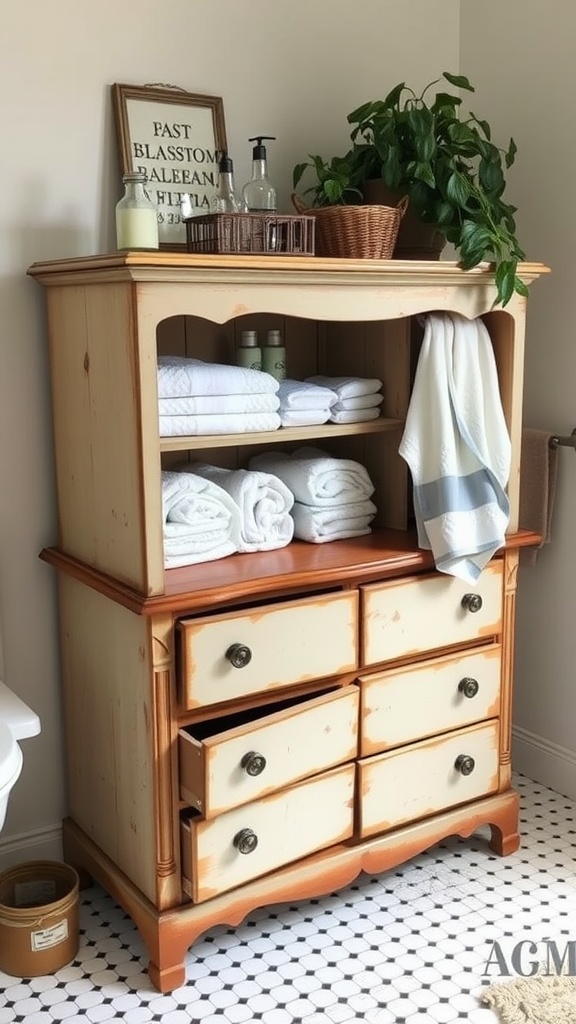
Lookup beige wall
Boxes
[0,0,460,862]
[461,1,576,797]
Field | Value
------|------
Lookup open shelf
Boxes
[159,416,404,452]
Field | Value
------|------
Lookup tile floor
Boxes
[1,773,575,1023]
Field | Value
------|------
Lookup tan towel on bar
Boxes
[519,428,559,565]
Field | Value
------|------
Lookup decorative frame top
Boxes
[112,83,227,247]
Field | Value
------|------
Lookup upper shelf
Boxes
[160,416,403,452]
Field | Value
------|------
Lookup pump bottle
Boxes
[242,136,277,212]
[211,152,241,214]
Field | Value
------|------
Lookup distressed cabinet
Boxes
[28,252,547,992]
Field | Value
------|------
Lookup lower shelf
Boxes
[62,788,520,993]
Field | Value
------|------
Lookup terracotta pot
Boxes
[362,180,446,260]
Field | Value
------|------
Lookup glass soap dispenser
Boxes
[242,136,277,211]
[211,152,241,214]
[115,172,159,250]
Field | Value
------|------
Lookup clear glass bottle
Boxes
[115,172,159,250]
[262,329,286,381]
[242,136,277,212]
[211,153,241,214]
[236,330,262,371]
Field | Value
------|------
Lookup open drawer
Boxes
[179,685,359,818]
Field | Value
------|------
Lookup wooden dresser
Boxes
[28,252,548,991]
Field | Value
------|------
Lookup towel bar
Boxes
[549,428,576,450]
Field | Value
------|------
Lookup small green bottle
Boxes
[236,330,262,371]
[262,329,286,381]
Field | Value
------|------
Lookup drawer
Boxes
[179,684,359,818]
[361,560,503,667]
[181,762,355,903]
[359,720,499,838]
[359,643,501,756]
[177,590,358,710]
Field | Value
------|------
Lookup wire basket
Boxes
[292,194,408,259]
[185,212,315,255]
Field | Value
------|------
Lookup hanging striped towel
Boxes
[399,312,511,583]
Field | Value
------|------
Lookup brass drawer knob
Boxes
[461,593,483,613]
[225,643,252,669]
[240,751,267,776]
[454,754,475,776]
[233,827,258,855]
[458,677,479,699]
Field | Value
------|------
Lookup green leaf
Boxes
[443,71,475,92]
[292,163,308,189]
[514,275,529,298]
[478,158,505,194]
[469,112,491,140]
[446,171,472,206]
[505,137,518,168]
[413,161,436,188]
[495,261,517,306]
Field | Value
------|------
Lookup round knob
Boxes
[233,828,258,855]
[225,643,252,669]
[454,754,475,776]
[240,751,267,777]
[458,677,479,699]
[461,593,483,613]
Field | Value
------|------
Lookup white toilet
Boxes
[0,681,40,831]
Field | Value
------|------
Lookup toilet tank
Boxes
[0,682,41,740]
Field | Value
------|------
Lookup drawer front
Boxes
[178,590,358,710]
[360,644,501,755]
[361,561,503,667]
[179,685,359,817]
[359,720,499,838]
[182,762,355,902]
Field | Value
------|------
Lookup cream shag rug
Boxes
[481,975,576,1022]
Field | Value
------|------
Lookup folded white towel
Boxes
[292,499,377,543]
[280,408,333,427]
[306,374,382,399]
[161,470,241,568]
[159,393,280,416]
[332,394,383,411]
[278,379,338,411]
[158,356,279,398]
[329,408,381,424]
[159,411,281,437]
[183,463,294,552]
[249,446,375,507]
[398,312,511,583]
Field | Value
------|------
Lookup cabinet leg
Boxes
[148,959,186,994]
[488,790,520,856]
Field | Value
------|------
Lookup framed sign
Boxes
[112,83,227,246]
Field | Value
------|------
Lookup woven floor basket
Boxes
[292,194,408,259]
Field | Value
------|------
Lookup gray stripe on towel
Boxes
[414,470,509,520]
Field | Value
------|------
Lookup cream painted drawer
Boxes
[179,685,359,818]
[177,590,358,710]
[360,644,501,756]
[359,720,499,838]
[361,561,503,667]
[181,762,355,903]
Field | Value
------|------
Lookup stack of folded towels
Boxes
[277,379,338,426]
[161,463,294,567]
[305,375,384,423]
[250,446,377,543]
[157,356,281,436]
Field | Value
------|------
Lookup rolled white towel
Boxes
[280,408,333,427]
[329,408,381,424]
[158,356,279,398]
[292,499,377,543]
[305,374,382,400]
[249,446,375,507]
[159,393,280,416]
[183,463,295,552]
[278,379,338,411]
[159,411,281,437]
[162,470,241,568]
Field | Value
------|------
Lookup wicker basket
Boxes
[292,194,408,259]
[185,212,315,255]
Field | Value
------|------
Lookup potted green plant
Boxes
[293,72,527,306]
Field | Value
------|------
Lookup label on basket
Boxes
[31,918,69,951]
[15,879,57,906]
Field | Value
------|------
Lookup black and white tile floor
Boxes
[1,773,575,1023]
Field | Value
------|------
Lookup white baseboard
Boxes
[512,725,576,801]
[0,822,63,872]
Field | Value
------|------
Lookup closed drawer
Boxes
[360,643,501,756]
[181,762,355,903]
[179,684,359,818]
[361,561,503,667]
[178,590,358,710]
[359,720,499,838]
